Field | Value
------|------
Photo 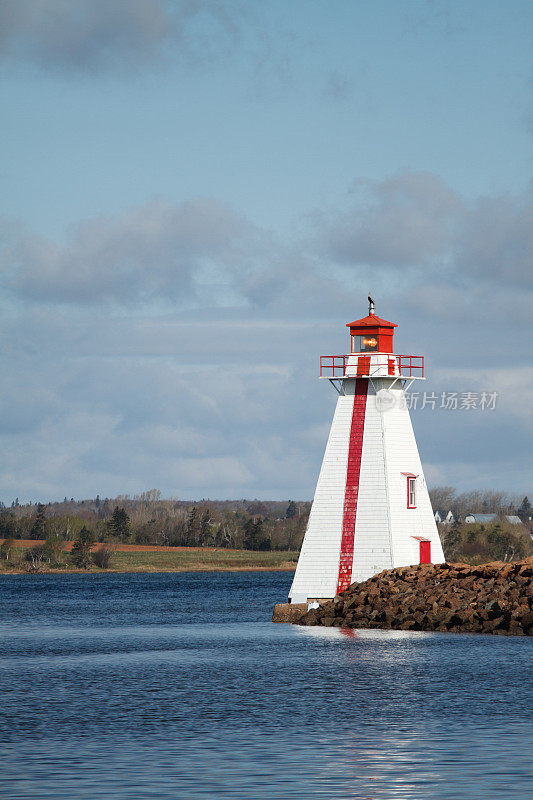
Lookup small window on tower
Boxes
[407,477,417,508]
[359,335,379,352]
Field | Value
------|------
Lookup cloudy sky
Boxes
[1,0,532,503]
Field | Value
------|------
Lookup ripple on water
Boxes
[0,572,532,799]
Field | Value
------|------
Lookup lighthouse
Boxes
[289,299,444,604]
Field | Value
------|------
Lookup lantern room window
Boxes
[353,334,379,353]
[407,477,417,509]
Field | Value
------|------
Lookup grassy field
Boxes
[109,549,298,572]
[0,540,298,573]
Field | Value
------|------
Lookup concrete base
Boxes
[271,600,332,623]
[271,603,307,623]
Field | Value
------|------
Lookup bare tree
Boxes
[428,486,457,510]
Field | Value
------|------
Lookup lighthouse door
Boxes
[419,540,431,564]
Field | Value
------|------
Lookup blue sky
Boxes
[0,0,532,502]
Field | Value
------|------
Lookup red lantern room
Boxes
[319,297,424,380]
[346,298,397,354]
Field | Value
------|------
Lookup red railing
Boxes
[397,354,424,378]
[319,355,349,377]
[319,354,424,378]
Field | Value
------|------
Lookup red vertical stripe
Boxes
[356,355,370,376]
[336,378,368,595]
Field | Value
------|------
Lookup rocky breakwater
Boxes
[296,558,533,636]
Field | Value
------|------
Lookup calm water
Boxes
[0,572,532,800]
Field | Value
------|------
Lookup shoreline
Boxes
[0,565,296,575]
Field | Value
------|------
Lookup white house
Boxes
[464,513,522,525]
[434,509,455,524]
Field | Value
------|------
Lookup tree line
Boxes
[428,487,531,522]
[0,493,310,551]
[0,488,531,567]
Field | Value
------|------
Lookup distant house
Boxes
[434,509,455,524]
[464,513,522,525]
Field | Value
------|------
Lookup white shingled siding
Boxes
[288,383,355,602]
[350,382,392,583]
[380,383,444,568]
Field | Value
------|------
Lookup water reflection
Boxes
[295,625,421,641]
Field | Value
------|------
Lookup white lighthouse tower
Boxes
[289,299,444,604]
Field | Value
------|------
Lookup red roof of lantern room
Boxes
[346,314,397,329]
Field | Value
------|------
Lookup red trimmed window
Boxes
[407,477,417,508]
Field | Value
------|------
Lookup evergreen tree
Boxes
[199,509,211,546]
[243,517,255,549]
[214,524,225,548]
[29,503,47,540]
[108,506,131,539]
[70,527,95,568]
[244,517,271,551]
[285,500,298,519]
[185,506,199,546]
[518,496,531,513]
[0,511,18,540]
[255,518,271,551]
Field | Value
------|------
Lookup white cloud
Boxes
[2,197,263,306]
